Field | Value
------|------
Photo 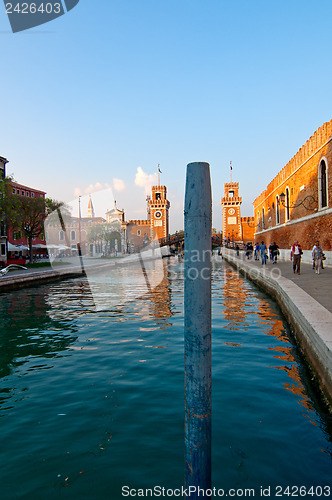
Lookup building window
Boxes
[319,159,328,209]
[229,190,234,198]
[59,230,65,241]
[0,221,5,237]
[137,230,141,236]
[31,192,34,198]
[1,243,6,256]
[285,187,290,221]
[71,230,76,241]
[276,196,280,224]
[13,231,21,240]
[262,208,265,229]
[21,191,25,195]
[155,193,161,200]
[12,188,15,194]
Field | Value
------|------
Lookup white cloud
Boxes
[134,167,157,195]
[73,182,112,198]
[113,178,126,192]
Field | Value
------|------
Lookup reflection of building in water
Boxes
[255,301,315,421]
[45,279,95,320]
[146,264,173,325]
[219,266,315,423]
[0,288,78,379]
[221,267,251,330]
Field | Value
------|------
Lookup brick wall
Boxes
[253,121,332,250]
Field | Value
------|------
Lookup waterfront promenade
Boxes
[225,251,332,313]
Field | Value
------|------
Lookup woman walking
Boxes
[312,241,324,275]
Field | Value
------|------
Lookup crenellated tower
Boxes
[221,182,243,242]
[148,184,170,239]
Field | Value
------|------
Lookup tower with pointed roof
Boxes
[87,195,95,218]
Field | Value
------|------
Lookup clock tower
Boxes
[148,184,170,240]
[221,182,243,243]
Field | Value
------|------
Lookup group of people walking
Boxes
[251,241,279,265]
[290,240,326,275]
[241,240,327,275]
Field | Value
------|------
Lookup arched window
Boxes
[71,230,76,241]
[319,159,328,209]
[262,208,265,229]
[59,230,65,241]
[285,187,290,221]
[276,196,280,224]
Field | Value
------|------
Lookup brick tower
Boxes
[148,184,170,240]
[221,182,243,243]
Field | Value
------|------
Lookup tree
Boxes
[1,178,64,262]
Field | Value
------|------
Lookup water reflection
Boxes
[136,262,173,327]
[218,264,318,426]
[220,267,252,330]
[0,259,331,493]
[0,289,79,379]
[46,261,173,329]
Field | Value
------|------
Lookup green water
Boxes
[0,260,331,499]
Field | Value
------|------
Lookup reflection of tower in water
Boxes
[135,261,173,326]
[257,301,315,421]
[220,265,316,423]
[222,267,250,330]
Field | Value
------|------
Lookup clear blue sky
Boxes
[1,0,331,232]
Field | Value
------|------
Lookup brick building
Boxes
[46,182,171,256]
[7,181,47,263]
[221,181,255,245]
[253,120,332,250]
[0,156,8,265]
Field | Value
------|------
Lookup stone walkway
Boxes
[233,253,332,314]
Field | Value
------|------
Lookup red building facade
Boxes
[7,181,47,263]
[253,120,332,250]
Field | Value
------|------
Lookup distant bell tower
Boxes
[148,170,170,239]
[87,194,95,218]
[221,182,243,242]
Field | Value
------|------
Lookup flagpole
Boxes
[230,161,232,182]
[158,164,160,186]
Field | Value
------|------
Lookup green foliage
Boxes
[1,177,64,260]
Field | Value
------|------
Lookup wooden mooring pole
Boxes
[184,162,212,497]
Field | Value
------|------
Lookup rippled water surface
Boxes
[0,259,331,499]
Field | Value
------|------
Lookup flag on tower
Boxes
[158,164,162,173]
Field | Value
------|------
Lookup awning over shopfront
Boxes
[7,243,29,251]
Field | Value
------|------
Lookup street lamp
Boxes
[279,192,317,210]
[246,219,258,228]
[78,195,82,245]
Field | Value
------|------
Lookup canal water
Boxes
[0,259,331,499]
